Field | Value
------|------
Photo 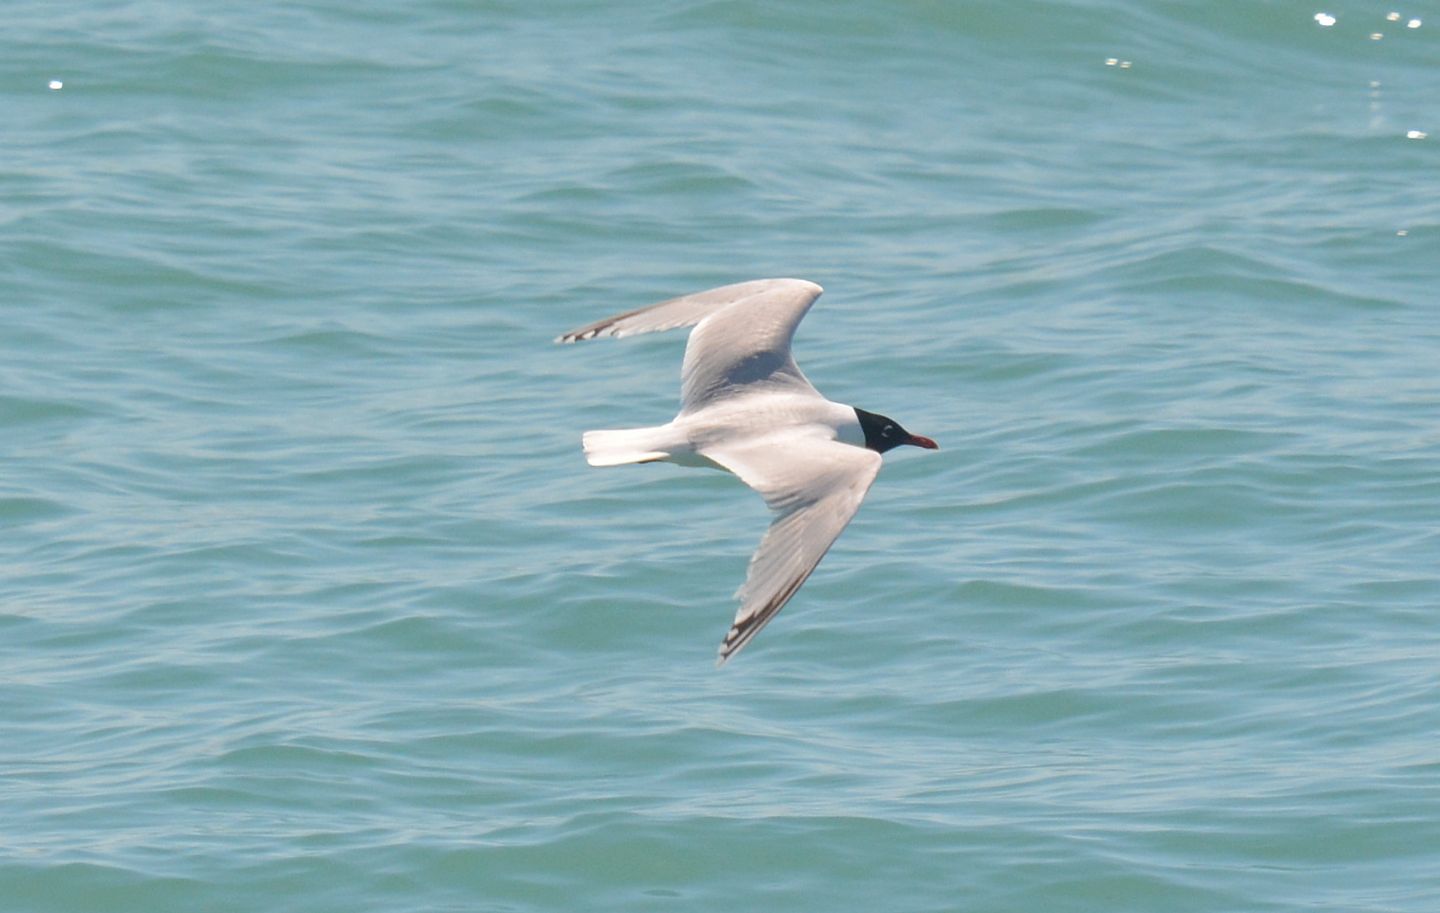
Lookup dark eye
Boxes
[884,424,896,436]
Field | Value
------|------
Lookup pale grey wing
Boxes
[703,434,883,666]
[554,278,817,344]
[678,279,824,412]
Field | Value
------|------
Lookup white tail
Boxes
[582,427,673,466]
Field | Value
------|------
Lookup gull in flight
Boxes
[557,279,938,665]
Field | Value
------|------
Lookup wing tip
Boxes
[715,629,743,668]
[554,327,605,344]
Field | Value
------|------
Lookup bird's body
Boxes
[556,278,936,665]
[581,392,864,469]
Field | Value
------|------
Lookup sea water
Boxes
[4,2,1439,910]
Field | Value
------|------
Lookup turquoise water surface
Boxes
[5,2,1439,911]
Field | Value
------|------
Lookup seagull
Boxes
[556,278,938,665]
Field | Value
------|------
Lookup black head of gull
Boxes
[855,407,940,454]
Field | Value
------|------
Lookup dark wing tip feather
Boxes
[715,571,810,667]
[554,323,613,345]
[555,301,655,344]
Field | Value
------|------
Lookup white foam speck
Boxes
[1314,12,1336,27]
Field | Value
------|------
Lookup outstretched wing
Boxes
[555,278,819,343]
[677,279,823,412]
[703,432,883,666]
[555,278,825,412]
